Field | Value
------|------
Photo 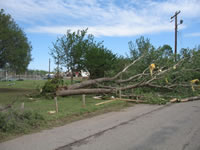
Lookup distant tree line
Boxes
[27,69,49,76]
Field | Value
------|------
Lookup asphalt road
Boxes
[1,101,200,150]
[58,101,200,150]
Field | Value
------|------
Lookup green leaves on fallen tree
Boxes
[42,76,64,95]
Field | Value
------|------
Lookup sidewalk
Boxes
[0,104,163,150]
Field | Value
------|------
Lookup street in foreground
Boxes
[1,101,200,150]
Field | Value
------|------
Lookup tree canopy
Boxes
[83,35,119,79]
[0,9,32,73]
[50,29,88,83]
[50,29,119,79]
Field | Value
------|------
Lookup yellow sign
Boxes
[149,63,156,76]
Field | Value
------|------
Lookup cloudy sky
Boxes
[1,0,200,71]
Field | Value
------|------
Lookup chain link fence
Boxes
[0,69,43,81]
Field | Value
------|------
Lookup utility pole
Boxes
[49,58,51,75]
[171,10,183,62]
[57,57,60,75]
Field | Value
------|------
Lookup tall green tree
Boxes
[84,35,118,79]
[128,36,156,73]
[50,29,88,83]
[51,29,120,80]
[0,9,32,73]
[129,36,154,59]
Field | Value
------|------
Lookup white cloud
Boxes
[185,32,200,37]
[1,0,199,36]
[26,24,173,37]
[154,0,200,18]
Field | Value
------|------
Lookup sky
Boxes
[0,0,200,71]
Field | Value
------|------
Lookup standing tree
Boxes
[0,9,32,73]
[50,29,88,84]
[50,29,120,81]
[128,36,156,75]
[84,35,119,79]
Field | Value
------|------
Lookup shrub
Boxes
[0,110,45,133]
[42,75,64,96]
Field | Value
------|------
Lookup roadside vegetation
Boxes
[0,79,130,141]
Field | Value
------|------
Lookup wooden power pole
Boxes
[49,58,51,75]
[171,10,183,62]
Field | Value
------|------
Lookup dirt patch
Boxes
[0,88,33,93]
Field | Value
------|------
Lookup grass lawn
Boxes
[0,80,130,141]
[0,80,46,89]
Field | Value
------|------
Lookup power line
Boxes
[178,30,184,49]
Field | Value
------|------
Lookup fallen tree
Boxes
[48,35,200,99]
[56,55,199,97]
[56,56,145,96]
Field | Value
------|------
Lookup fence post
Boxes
[82,94,86,107]
[119,88,122,99]
[54,96,58,113]
[21,102,24,110]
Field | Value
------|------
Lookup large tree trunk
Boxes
[56,88,114,96]
[67,77,113,90]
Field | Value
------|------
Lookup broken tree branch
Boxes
[56,88,114,96]
[0,100,16,112]
[180,96,200,102]
[145,83,173,90]
[170,96,200,103]
[114,98,145,103]
[65,55,144,90]
[116,70,149,83]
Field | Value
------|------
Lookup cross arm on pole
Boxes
[171,10,181,20]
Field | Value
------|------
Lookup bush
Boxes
[42,75,64,96]
[0,110,45,133]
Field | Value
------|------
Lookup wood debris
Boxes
[95,100,116,106]
[48,110,56,114]
[170,96,200,103]
[93,96,102,99]
[114,98,145,103]
[170,98,179,103]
